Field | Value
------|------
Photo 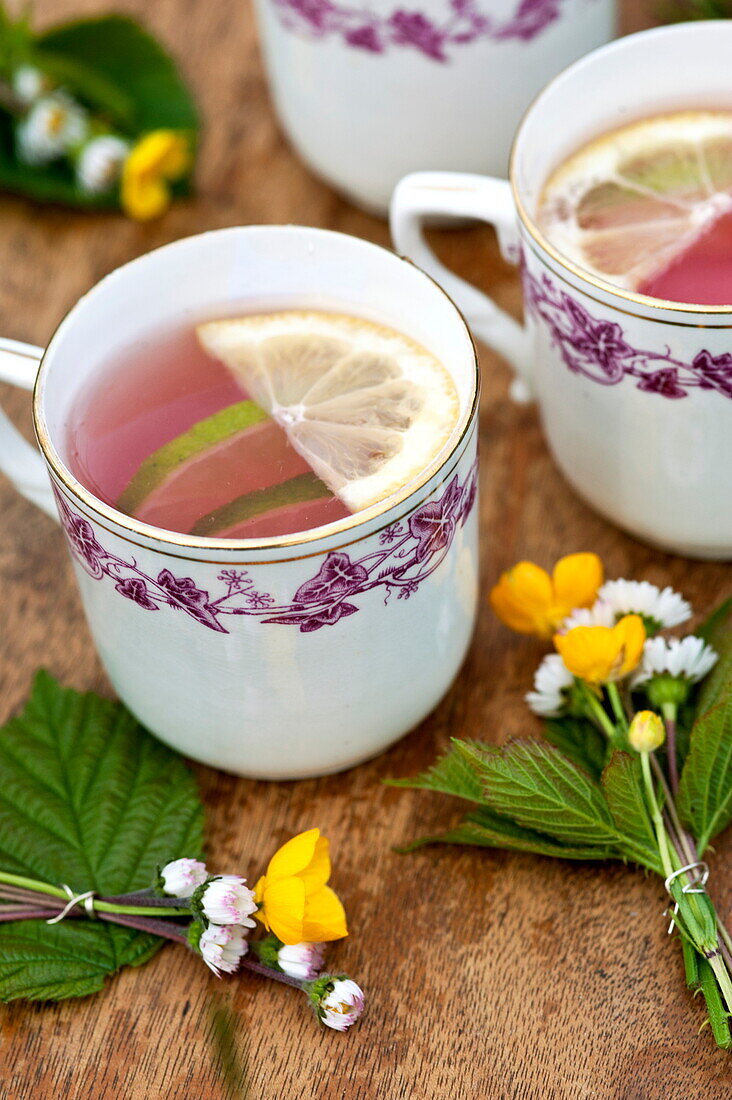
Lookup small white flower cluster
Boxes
[562,580,692,636]
[11,64,129,195]
[160,859,256,977]
[16,91,88,165]
[526,654,574,718]
[318,979,366,1032]
[527,580,717,718]
[278,941,325,981]
[160,860,330,986]
[632,635,718,688]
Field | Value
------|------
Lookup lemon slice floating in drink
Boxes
[537,111,732,298]
[197,311,459,513]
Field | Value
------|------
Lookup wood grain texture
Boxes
[1,1,731,1096]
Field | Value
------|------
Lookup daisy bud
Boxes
[628,710,665,754]
[278,941,326,981]
[159,857,208,898]
[76,135,130,195]
[198,875,257,928]
[16,92,88,165]
[306,974,365,1031]
[12,65,52,106]
[198,923,249,977]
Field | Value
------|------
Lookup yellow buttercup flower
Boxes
[489,553,603,638]
[254,828,347,946]
[121,130,190,221]
[554,614,646,684]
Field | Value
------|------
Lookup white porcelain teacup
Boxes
[391,22,732,561]
[254,0,616,215]
[0,226,479,779]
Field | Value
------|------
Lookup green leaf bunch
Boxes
[0,672,204,1001]
[390,597,732,1048]
[0,7,198,209]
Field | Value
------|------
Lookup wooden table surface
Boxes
[1,1,731,1097]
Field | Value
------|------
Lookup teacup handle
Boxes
[390,171,533,402]
[0,338,58,518]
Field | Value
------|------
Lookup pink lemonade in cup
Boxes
[537,110,732,306]
[66,310,458,539]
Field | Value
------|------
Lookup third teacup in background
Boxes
[254,0,616,215]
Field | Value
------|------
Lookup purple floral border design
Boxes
[54,461,477,634]
[523,270,732,400]
[271,0,582,63]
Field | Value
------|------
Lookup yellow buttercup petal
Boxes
[554,614,645,683]
[120,130,190,221]
[552,553,603,612]
[266,828,321,884]
[613,614,646,678]
[297,834,331,893]
[301,884,348,943]
[261,876,306,945]
[489,562,554,636]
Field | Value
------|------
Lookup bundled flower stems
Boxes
[396,554,732,1049]
[0,829,364,1031]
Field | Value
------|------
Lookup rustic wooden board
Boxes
[0,1,731,1096]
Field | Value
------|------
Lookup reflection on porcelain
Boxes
[391,22,732,559]
[254,0,615,212]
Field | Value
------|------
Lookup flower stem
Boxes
[0,905,57,921]
[708,952,732,1017]
[606,683,629,734]
[641,752,676,879]
[649,754,697,867]
[238,954,303,989]
[581,686,621,743]
[662,702,680,794]
[97,911,190,944]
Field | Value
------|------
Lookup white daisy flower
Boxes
[561,601,615,632]
[632,635,718,687]
[12,65,52,106]
[278,941,325,981]
[200,875,257,927]
[598,580,691,632]
[160,857,208,898]
[16,92,88,165]
[199,924,248,977]
[76,135,130,194]
[319,979,365,1031]
[525,654,574,717]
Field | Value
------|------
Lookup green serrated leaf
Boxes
[385,739,495,803]
[400,805,613,860]
[36,15,198,133]
[0,672,204,1002]
[601,752,663,874]
[696,599,732,716]
[677,694,732,853]
[543,716,608,781]
[473,741,656,865]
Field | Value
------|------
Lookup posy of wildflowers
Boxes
[393,554,732,1051]
[0,6,197,218]
[0,675,362,1031]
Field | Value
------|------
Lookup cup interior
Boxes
[36,225,478,545]
[513,21,732,229]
